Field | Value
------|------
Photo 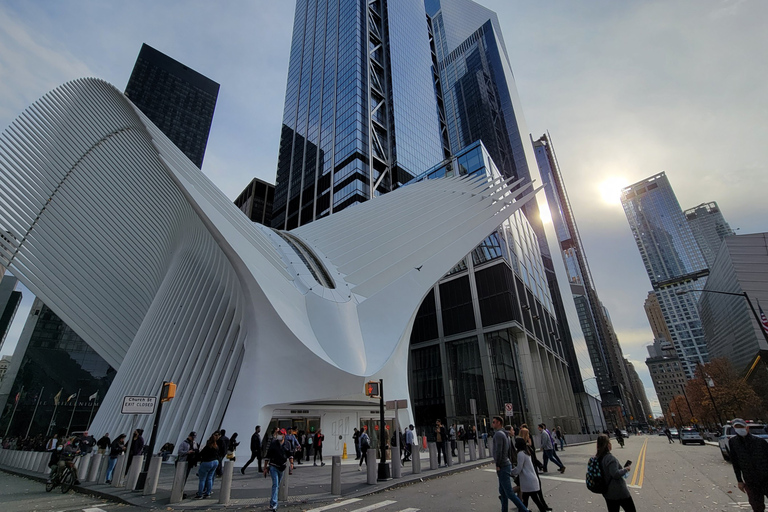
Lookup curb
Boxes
[0,466,135,506]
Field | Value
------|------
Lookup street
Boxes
[0,470,126,512]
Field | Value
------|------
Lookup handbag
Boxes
[226,450,236,461]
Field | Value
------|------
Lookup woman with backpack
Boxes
[511,438,552,511]
[358,426,371,470]
[592,434,635,512]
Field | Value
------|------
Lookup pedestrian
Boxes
[176,431,198,482]
[78,430,96,454]
[402,425,414,463]
[538,424,565,473]
[227,432,240,462]
[264,428,294,511]
[595,434,635,512]
[125,429,144,474]
[458,427,466,453]
[491,416,530,512]
[664,427,673,444]
[105,434,126,484]
[313,429,325,466]
[216,429,229,476]
[728,418,768,512]
[435,419,447,466]
[519,424,543,472]
[241,425,262,474]
[285,428,300,474]
[96,432,111,455]
[450,423,458,457]
[304,429,313,462]
[358,426,371,470]
[53,436,81,485]
[511,437,551,511]
[555,426,565,451]
[353,428,361,460]
[194,434,220,499]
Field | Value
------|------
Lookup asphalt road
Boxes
[0,470,128,512]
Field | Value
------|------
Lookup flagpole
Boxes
[25,386,44,438]
[3,385,23,437]
[47,389,62,437]
[87,394,98,429]
[66,388,81,435]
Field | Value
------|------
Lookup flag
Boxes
[66,393,77,404]
[14,392,20,404]
[53,389,62,406]
[758,299,768,335]
[88,391,98,401]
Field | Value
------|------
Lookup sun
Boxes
[598,177,627,205]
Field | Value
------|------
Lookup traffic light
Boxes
[365,381,380,398]
[161,382,176,402]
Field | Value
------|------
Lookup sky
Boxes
[1,0,767,417]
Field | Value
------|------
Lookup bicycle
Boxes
[45,459,78,493]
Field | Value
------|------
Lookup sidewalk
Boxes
[1,450,492,510]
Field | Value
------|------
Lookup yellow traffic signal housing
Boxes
[365,381,380,398]
[161,382,176,402]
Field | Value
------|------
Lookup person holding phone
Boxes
[595,434,636,512]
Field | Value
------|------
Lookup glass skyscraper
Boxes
[621,172,709,378]
[684,202,734,268]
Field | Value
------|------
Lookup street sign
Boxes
[121,396,156,414]
[385,399,408,410]
[504,403,514,417]
[690,417,698,423]
[470,398,477,415]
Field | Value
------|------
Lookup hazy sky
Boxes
[1,0,767,416]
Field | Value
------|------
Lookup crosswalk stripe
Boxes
[397,508,420,512]
[350,500,398,512]
[306,499,363,512]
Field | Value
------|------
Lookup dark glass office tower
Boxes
[125,43,220,169]
[621,172,710,379]
[234,178,275,226]
[271,0,444,229]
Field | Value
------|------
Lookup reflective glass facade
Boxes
[621,172,710,378]
[271,0,443,230]
[684,202,734,268]
[234,178,275,226]
[125,43,219,169]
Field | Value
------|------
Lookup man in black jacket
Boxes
[728,418,768,512]
[216,429,230,477]
[241,425,262,474]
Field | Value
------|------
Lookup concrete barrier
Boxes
[428,442,437,470]
[478,440,487,459]
[331,455,341,495]
[279,466,289,500]
[143,455,163,496]
[458,443,466,464]
[98,455,110,484]
[126,455,144,490]
[169,461,187,504]
[391,445,401,478]
[445,446,453,466]
[411,442,421,474]
[79,453,93,479]
[218,459,234,504]
[366,451,377,484]
[88,454,104,482]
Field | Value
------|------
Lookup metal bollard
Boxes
[411,442,421,474]
[169,461,187,504]
[366,451,377,484]
[112,453,126,488]
[478,440,486,459]
[88,453,104,482]
[391,445,401,478]
[143,455,163,496]
[218,459,234,504]
[458,442,466,463]
[278,467,289,501]
[468,440,477,461]
[126,455,144,490]
[331,456,341,495]
[445,447,453,466]
[428,442,437,470]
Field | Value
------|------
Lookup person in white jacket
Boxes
[511,437,552,512]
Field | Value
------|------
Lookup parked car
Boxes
[718,422,768,461]
[669,428,679,439]
[620,429,629,438]
[680,427,705,445]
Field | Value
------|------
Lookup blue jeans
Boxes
[105,457,118,482]
[197,460,218,497]
[542,449,564,471]
[269,465,285,509]
[497,463,529,512]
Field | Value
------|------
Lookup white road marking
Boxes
[306,499,363,512]
[485,468,640,488]
[397,508,420,512]
[350,500,398,511]
[83,509,108,512]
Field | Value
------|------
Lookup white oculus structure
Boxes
[0,79,539,453]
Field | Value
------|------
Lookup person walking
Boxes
[285,429,300,474]
[519,424,544,472]
[728,418,768,511]
[435,420,448,467]
[304,429,313,463]
[353,428,361,460]
[216,429,229,477]
[663,427,673,444]
[538,424,565,473]
[402,425,414,463]
[241,426,262,474]
[358,426,371,470]
[263,428,294,511]
[511,437,551,511]
[96,432,110,455]
[491,416,530,512]
[313,429,325,466]
[227,432,240,462]
[450,423,458,457]
[176,431,198,483]
[555,426,565,451]
[595,434,635,512]
[194,434,220,499]
[104,434,126,484]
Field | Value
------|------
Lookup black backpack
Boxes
[586,456,608,494]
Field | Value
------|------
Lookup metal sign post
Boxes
[470,398,478,440]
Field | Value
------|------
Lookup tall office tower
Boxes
[645,338,686,416]
[270,0,444,230]
[234,178,275,226]
[621,172,709,379]
[624,358,653,423]
[0,298,115,436]
[0,276,21,352]
[533,133,627,422]
[124,43,220,169]
[644,291,673,343]
[600,304,635,427]
[698,233,768,372]
[684,202,734,268]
